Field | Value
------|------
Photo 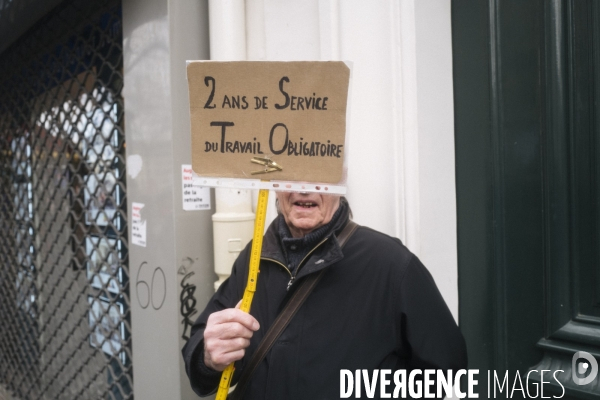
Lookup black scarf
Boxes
[277,198,348,273]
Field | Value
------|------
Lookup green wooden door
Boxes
[452,0,600,398]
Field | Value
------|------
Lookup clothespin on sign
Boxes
[250,156,283,175]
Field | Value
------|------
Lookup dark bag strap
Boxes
[230,220,359,400]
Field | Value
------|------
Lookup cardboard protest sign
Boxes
[187,61,350,184]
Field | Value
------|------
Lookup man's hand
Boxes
[203,301,260,371]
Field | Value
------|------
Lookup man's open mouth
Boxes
[294,201,317,208]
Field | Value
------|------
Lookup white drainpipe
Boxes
[212,188,255,290]
[208,0,255,291]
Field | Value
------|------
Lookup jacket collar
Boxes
[261,198,351,279]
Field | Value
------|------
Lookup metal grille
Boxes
[0,1,132,399]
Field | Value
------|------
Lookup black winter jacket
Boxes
[182,212,468,399]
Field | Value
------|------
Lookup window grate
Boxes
[0,1,132,399]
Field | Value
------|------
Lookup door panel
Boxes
[453,0,600,397]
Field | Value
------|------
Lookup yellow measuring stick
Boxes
[215,188,270,400]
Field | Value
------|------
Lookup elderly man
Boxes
[182,192,467,399]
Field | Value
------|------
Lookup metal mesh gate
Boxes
[0,1,132,399]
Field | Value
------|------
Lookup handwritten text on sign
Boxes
[187,61,350,184]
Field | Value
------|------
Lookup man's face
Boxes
[276,192,341,238]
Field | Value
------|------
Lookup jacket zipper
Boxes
[261,257,291,276]
[261,237,329,291]
[285,237,329,291]
[260,257,297,291]
[286,276,295,291]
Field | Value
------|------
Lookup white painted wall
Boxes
[244,0,459,319]
[414,0,459,319]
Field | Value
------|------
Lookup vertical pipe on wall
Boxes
[397,0,420,255]
[318,0,340,60]
[208,0,255,290]
[212,190,255,290]
[246,0,266,60]
[209,0,247,60]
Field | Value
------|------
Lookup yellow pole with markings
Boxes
[215,188,270,400]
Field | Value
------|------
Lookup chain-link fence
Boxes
[0,1,132,399]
